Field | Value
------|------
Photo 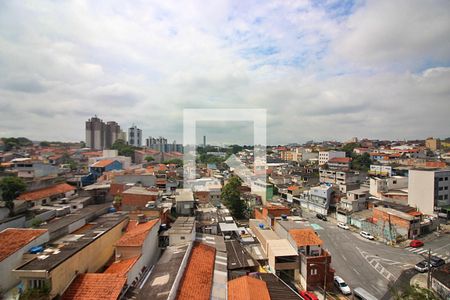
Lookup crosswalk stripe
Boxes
[408,248,416,252]
[417,249,428,254]
[442,256,448,260]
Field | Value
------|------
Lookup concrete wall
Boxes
[408,170,435,215]
[46,218,127,297]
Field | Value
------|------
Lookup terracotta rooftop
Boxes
[287,185,299,191]
[105,255,140,277]
[228,276,271,300]
[16,183,75,201]
[176,242,216,300]
[289,228,323,247]
[0,228,47,262]
[116,219,160,247]
[62,273,126,300]
[328,157,352,163]
[91,159,116,168]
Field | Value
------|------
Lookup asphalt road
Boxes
[300,211,444,299]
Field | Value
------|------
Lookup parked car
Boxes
[299,290,318,300]
[337,222,349,230]
[316,213,327,221]
[360,231,375,240]
[414,260,429,272]
[410,240,424,248]
[334,276,352,295]
[430,256,445,268]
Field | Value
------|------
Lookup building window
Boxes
[180,236,185,240]
[445,177,449,181]
[393,180,397,184]
[311,268,317,275]
[439,178,443,182]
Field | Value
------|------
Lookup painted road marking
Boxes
[310,223,323,230]
[356,247,399,282]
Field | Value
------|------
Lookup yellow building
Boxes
[13,212,129,298]
[425,137,441,151]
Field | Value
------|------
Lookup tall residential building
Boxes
[408,169,450,215]
[128,125,142,147]
[85,116,122,150]
[146,136,183,153]
[425,137,441,151]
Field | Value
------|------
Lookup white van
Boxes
[353,287,378,300]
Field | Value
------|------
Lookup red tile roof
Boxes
[228,276,271,300]
[176,243,216,300]
[91,159,115,168]
[289,228,323,247]
[104,256,140,277]
[328,157,351,163]
[0,228,47,262]
[62,274,126,300]
[288,185,299,191]
[116,219,160,247]
[16,183,75,201]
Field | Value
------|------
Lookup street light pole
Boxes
[427,249,431,289]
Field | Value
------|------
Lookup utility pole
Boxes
[323,261,327,300]
[427,249,431,289]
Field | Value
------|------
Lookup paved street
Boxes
[300,211,450,299]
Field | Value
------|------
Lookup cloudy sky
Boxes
[0,0,449,145]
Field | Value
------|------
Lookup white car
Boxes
[360,231,375,240]
[334,276,352,295]
[337,222,349,230]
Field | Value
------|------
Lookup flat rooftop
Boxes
[167,217,195,235]
[137,244,189,300]
[15,212,128,272]
[122,186,159,196]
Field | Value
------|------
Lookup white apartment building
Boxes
[128,125,142,147]
[318,150,345,165]
[408,169,450,216]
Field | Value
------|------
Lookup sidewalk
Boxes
[410,272,428,289]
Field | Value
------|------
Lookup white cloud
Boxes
[0,0,449,144]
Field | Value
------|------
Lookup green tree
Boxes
[31,218,43,228]
[221,176,246,219]
[163,158,183,166]
[39,141,50,147]
[390,284,439,300]
[341,142,359,157]
[0,176,26,214]
[351,152,372,171]
[145,156,155,162]
[111,139,135,157]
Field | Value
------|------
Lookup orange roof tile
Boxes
[176,243,216,300]
[62,274,126,300]
[0,228,47,262]
[16,183,75,201]
[289,228,323,247]
[104,256,140,276]
[328,157,351,163]
[287,185,299,191]
[228,276,271,300]
[91,159,115,168]
[116,219,160,247]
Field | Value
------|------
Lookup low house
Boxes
[372,206,421,239]
[254,205,291,226]
[89,159,122,178]
[288,228,334,290]
[16,183,76,207]
[121,186,160,210]
[62,273,126,300]
[228,276,271,300]
[327,157,352,170]
[0,228,49,294]
[176,242,216,300]
[175,189,195,216]
[13,213,129,298]
[114,218,161,287]
[166,217,196,246]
